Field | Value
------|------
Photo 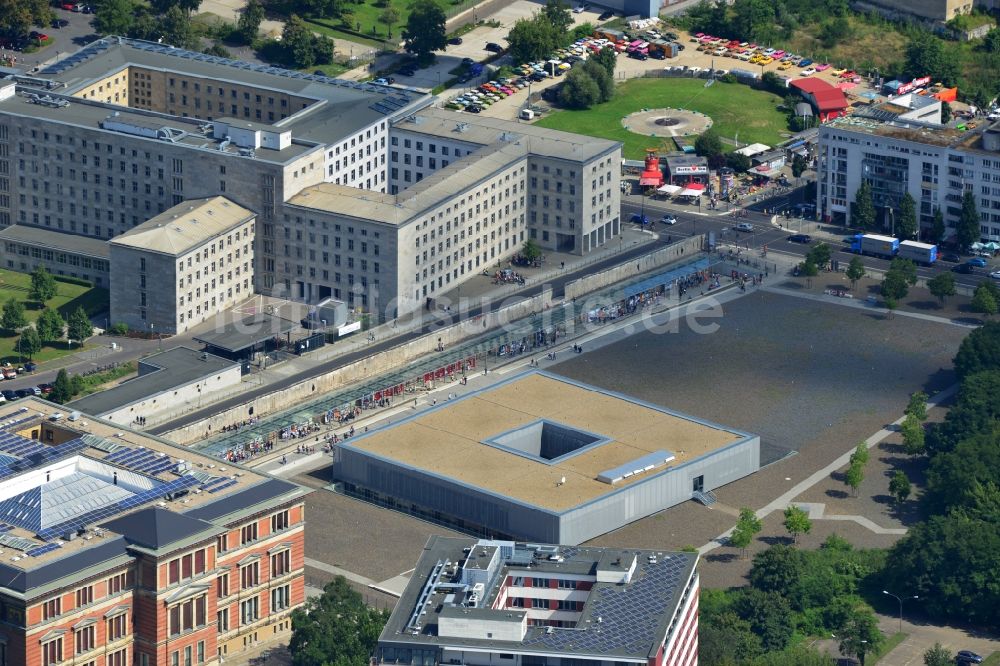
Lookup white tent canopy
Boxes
[733,143,771,157]
[657,184,682,194]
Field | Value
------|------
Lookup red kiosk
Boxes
[639,149,664,188]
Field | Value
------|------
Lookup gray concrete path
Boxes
[304,557,376,587]
[698,383,959,555]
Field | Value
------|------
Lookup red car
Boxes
[60,2,74,8]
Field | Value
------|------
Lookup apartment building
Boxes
[0,38,621,322]
[0,397,309,666]
[378,536,700,666]
[109,197,255,334]
[816,112,1000,242]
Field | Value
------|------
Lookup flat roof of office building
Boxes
[68,347,239,416]
[340,372,745,512]
[192,313,297,353]
[29,37,429,144]
[380,536,698,661]
[109,196,254,256]
[0,225,110,258]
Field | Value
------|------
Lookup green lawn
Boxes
[534,78,791,160]
[0,269,109,365]
[982,652,1000,666]
[311,0,479,44]
[870,632,907,664]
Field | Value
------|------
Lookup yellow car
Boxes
[749,54,762,64]
[777,61,792,70]
[831,68,846,76]
[758,56,773,65]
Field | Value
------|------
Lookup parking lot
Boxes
[2,5,99,72]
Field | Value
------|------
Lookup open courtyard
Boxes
[534,78,790,159]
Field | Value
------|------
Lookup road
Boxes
[148,235,663,434]
[621,192,991,291]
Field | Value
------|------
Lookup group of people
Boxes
[492,269,526,285]
[220,417,259,433]
[221,438,274,463]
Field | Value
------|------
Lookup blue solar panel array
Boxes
[199,476,236,494]
[104,446,175,476]
[522,555,690,656]
[0,523,12,534]
[26,543,61,557]
[37,474,200,541]
[0,435,89,482]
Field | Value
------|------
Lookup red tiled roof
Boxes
[789,78,848,112]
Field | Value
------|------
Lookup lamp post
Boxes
[882,590,918,634]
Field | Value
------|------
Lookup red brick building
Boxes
[0,398,310,666]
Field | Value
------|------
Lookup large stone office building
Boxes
[0,37,622,321]
[0,397,310,666]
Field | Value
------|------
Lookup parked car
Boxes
[572,4,587,12]
[14,388,33,399]
[447,37,463,45]
[38,383,53,394]
[485,42,504,53]
[465,104,482,113]
[51,18,69,28]
[598,10,614,19]
[968,257,988,267]
[800,67,816,76]
[24,361,36,372]
[798,58,813,67]
[28,387,41,396]
[787,233,813,243]
[956,651,983,665]
[1,390,15,402]
[2,368,16,380]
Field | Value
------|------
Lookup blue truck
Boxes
[850,233,900,259]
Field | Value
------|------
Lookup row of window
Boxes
[41,638,127,666]
[41,572,128,622]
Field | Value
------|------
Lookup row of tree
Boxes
[558,50,616,110]
[0,0,52,40]
[850,182,976,248]
[878,322,1000,630]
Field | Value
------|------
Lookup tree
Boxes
[581,59,613,102]
[507,17,559,64]
[1,298,27,332]
[845,460,865,497]
[559,68,601,109]
[699,611,764,664]
[17,327,41,360]
[924,642,953,666]
[838,608,884,666]
[791,153,808,178]
[161,4,195,49]
[694,129,723,159]
[403,0,446,63]
[749,544,804,595]
[905,32,960,86]
[930,208,946,245]
[906,391,929,420]
[806,242,831,270]
[954,321,1000,379]
[730,588,795,652]
[730,506,763,558]
[94,0,136,36]
[897,193,918,240]
[882,258,917,304]
[726,151,751,172]
[28,265,57,305]
[35,308,65,343]
[733,0,776,43]
[541,0,573,34]
[819,16,851,48]
[851,441,869,466]
[983,28,1000,54]
[50,368,75,404]
[591,45,616,78]
[237,0,265,43]
[378,6,399,38]
[957,190,980,249]
[927,272,956,306]
[973,282,999,317]
[889,470,912,506]
[783,505,812,544]
[900,415,926,456]
[289,576,389,666]
[521,238,542,262]
[846,256,865,290]
[67,306,93,344]
[852,180,876,230]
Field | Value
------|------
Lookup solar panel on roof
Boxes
[26,543,61,557]
[207,478,237,493]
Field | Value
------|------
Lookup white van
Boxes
[519,109,535,120]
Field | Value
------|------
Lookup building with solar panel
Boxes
[0,37,622,324]
[377,536,700,666]
[0,397,309,666]
[332,371,760,545]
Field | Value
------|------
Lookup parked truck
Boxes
[896,240,938,265]
[850,233,899,259]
